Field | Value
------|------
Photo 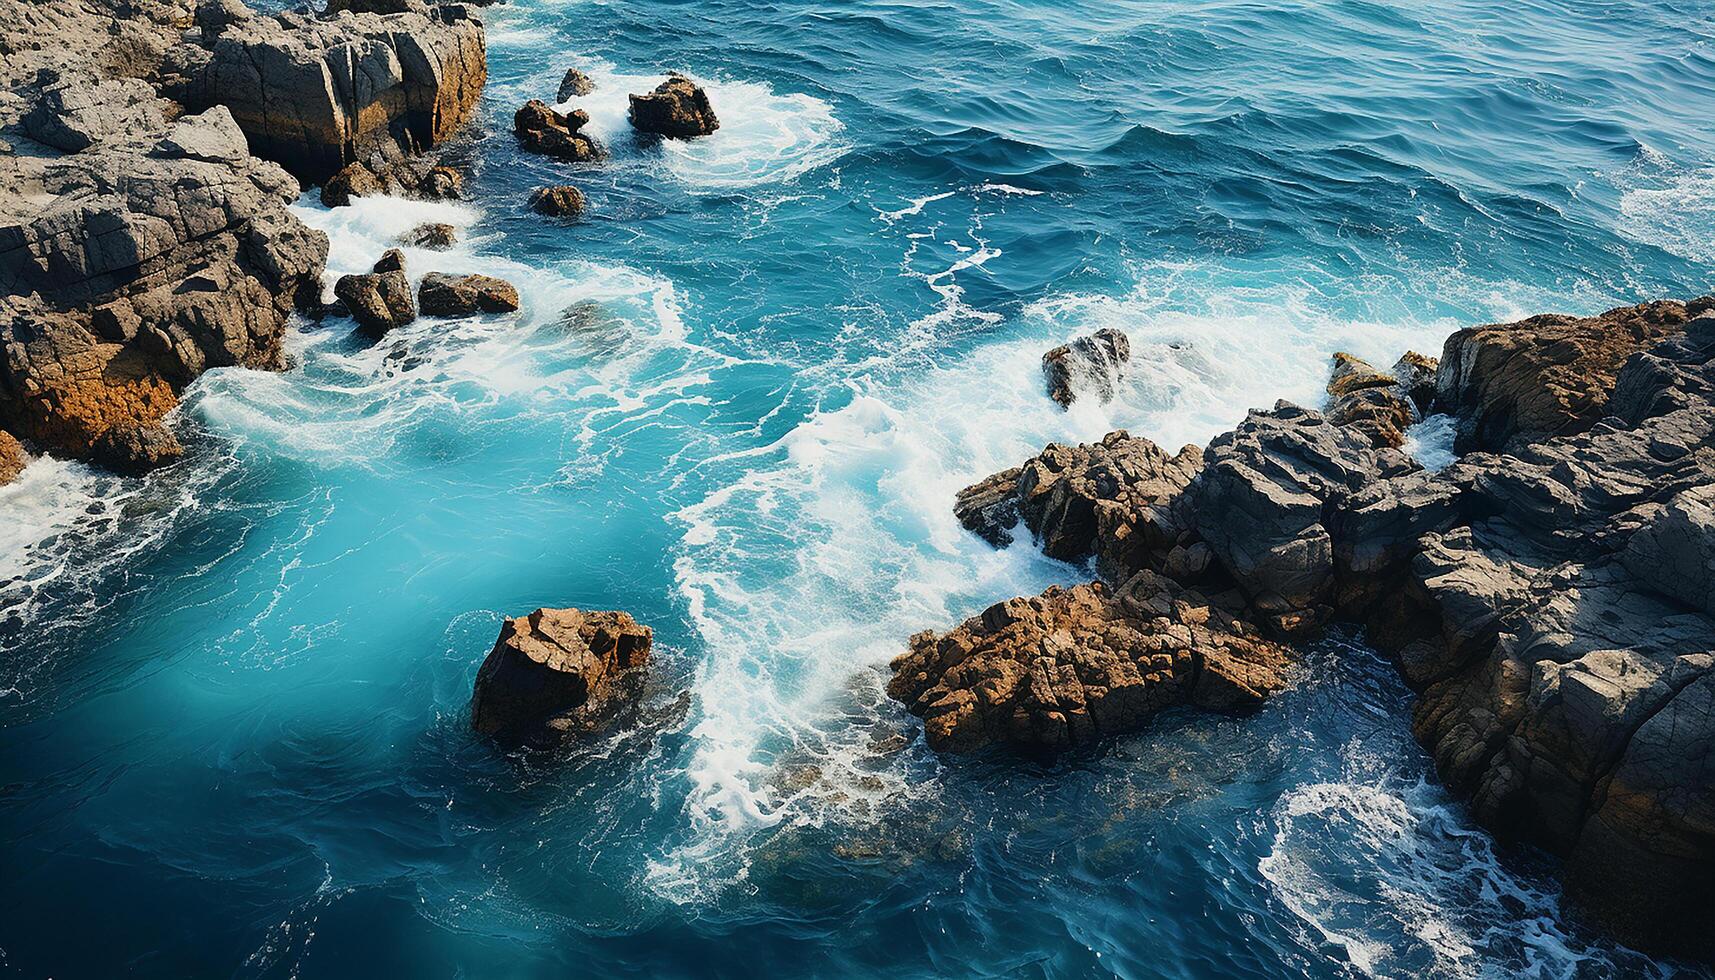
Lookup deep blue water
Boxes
[4,0,1715,976]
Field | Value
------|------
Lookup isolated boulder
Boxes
[1041,328,1130,408]
[557,66,595,101]
[403,222,457,249]
[628,74,718,138]
[471,607,654,739]
[334,253,416,334]
[417,272,520,317]
[529,184,585,218]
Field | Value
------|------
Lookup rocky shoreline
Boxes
[896,298,1715,959]
[3,0,1711,967]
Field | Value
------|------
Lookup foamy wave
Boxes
[1617,164,1715,265]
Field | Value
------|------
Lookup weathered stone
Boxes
[628,74,718,138]
[0,430,26,485]
[514,99,602,161]
[1042,328,1130,408]
[402,222,456,249]
[24,69,165,153]
[557,66,595,101]
[87,421,184,475]
[886,576,1290,754]
[334,266,415,335]
[1621,485,1715,617]
[529,184,585,218]
[470,607,653,739]
[321,162,383,208]
[1325,352,1417,448]
[417,272,520,317]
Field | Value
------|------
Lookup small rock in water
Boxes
[628,74,719,138]
[529,184,585,218]
[470,608,654,739]
[1041,327,1130,407]
[334,254,416,335]
[418,272,521,317]
[402,222,456,249]
[557,67,596,101]
[514,99,604,161]
[321,162,383,208]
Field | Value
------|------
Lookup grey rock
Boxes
[1042,328,1130,408]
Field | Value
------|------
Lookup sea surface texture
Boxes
[4,0,1715,977]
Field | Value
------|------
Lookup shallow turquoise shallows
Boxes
[4,1,1714,976]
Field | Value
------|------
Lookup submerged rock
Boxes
[471,607,654,739]
[514,99,603,161]
[557,66,596,101]
[887,575,1290,754]
[628,74,719,138]
[529,184,586,218]
[1041,328,1131,408]
[417,273,521,317]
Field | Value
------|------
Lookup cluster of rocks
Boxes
[0,0,489,482]
[901,296,1715,958]
[332,250,518,334]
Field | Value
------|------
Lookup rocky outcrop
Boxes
[320,154,464,208]
[514,99,603,162]
[89,421,184,474]
[402,222,457,249]
[628,74,718,138]
[182,0,487,184]
[470,607,654,739]
[916,295,1715,958]
[334,252,415,335]
[1324,351,1429,448]
[529,184,585,218]
[1,89,327,465]
[888,574,1290,754]
[1042,328,1130,408]
[0,429,25,485]
[1435,300,1691,453]
[557,67,595,101]
[417,272,519,317]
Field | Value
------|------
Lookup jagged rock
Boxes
[470,607,653,739]
[628,74,718,138]
[23,69,165,153]
[557,66,595,101]
[1042,328,1130,408]
[417,272,520,317]
[1435,300,1691,453]
[0,430,26,485]
[529,184,585,218]
[87,421,184,475]
[321,162,384,208]
[1325,352,1417,448]
[320,155,465,208]
[0,104,327,463]
[514,99,602,161]
[188,0,487,182]
[1392,351,1438,414]
[403,222,456,249]
[1621,485,1715,617]
[886,575,1290,754]
[333,256,415,335]
[1194,402,1403,630]
[955,431,1204,582]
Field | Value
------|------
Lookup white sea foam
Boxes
[1404,414,1458,471]
[1617,164,1715,265]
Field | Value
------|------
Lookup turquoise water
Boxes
[4,1,1715,976]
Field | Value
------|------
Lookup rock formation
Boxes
[470,607,654,739]
[1324,351,1430,448]
[514,99,603,162]
[628,74,719,138]
[1042,328,1130,408]
[557,67,595,101]
[403,222,457,249]
[0,430,25,485]
[334,252,416,335]
[529,185,586,218]
[417,272,520,317]
[911,298,1715,959]
[177,0,488,184]
[888,574,1291,754]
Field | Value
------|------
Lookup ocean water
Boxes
[3,0,1714,976]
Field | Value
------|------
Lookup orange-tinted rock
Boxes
[471,608,654,739]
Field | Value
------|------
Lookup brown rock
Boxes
[1042,328,1131,408]
[417,272,520,317]
[514,99,603,161]
[1324,352,1418,448]
[334,269,415,335]
[628,74,719,138]
[470,607,653,739]
[557,66,595,101]
[88,421,184,475]
[402,222,457,249]
[529,184,585,218]
[321,161,383,208]
[887,575,1290,754]
[0,431,26,485]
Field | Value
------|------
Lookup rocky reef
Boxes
[902,297,1715,958]
[628,74,719,138]
[0,0,488,476]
